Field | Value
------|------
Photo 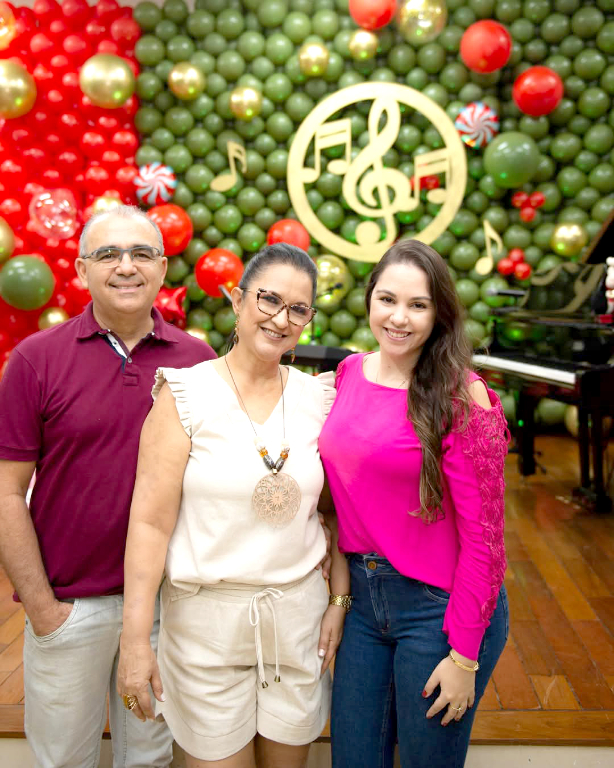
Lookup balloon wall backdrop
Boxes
[1,0,614,436]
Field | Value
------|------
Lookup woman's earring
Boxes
[289,347,296,364]
[233,316,240,346]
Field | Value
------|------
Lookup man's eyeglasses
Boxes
[81,246,162,266]
[245,288,317,327]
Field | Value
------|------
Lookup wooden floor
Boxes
[1,434,614,745]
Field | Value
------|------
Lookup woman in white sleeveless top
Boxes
[117,244,350,768]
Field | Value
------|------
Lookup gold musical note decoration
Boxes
[474,219,504,275]
[211,141,247,193]
[287,82,467,263]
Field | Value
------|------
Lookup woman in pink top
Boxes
[319,240,509,768]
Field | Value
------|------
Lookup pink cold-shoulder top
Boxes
[318,353,509,660]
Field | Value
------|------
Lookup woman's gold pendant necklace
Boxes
[225,357,301,526]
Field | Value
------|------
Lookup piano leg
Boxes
[577,403,591,490]
[517,391,536,476]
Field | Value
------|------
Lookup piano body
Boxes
[473,210,614,512]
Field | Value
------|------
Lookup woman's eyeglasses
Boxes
[245,288,317,326]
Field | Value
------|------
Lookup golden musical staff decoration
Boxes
[211,141,248,193]
[475,219,504,275]
[287,82,467,263]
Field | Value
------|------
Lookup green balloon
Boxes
[456,279,480,308]
[238,223,266,252]
[135,145,163,166]
[186,10,215,39]
[166,256,189,284]
[150,127,175,151]
[345,288,367,317]
[469,300,491,323]
[164,107,195,136]
[267,189,291,214]
[578,87,611,119]
[571,7,604,39]
[254,207,277,230]
[450,243,480,271]
[536,398,567,425]
[134,2,162,32]
[258,1,289,29]
[164,0,188,23]
[214,306,237,335]
[588,163,614,194]
[216,50,245,80]
[330,309,357,339]
[216,8,245,39]
[186,204,212,233]
[0,256,55,310]
[164,144,193,173]
[134,107,163,135]
[464,319,486,349]
[187,306,212,329]
[550,132,582,163]
[185,164,214,194]
[155,19,178,43]
[172,182,194,208]
[136,72,163,101]
[484,132,540,188]
[557,166,587,197]
[135,35,166,67]
[213,205,243,234]
[481,276,510,308]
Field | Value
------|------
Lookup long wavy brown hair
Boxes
[365,240,472,523]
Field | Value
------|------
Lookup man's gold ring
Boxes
[122,694,138,711]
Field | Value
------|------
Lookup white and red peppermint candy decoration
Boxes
[133,163,177,207]
[455,102,499,149]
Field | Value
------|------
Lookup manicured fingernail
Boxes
[160,693,166,702]
[318,649,326,657]
[442,721,448,727]
[422,690,428,697]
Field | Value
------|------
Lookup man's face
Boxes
[75,216,167,319]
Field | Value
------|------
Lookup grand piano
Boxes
[472,210,614,512]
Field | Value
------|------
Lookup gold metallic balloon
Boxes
[348,30,379,61]
[0,216,15,264]
[79,54,135,109]
[0,2,17,51]
[550,223,588,258]
[168,62,206,101]
[341,339,371,353]
[38,307,70,331]
[229,86,263,121]
[186,327,210,343]
[396,0,448,47]
[316,255,352,301]
[0,59,37,119]
[298,42,330,77]
[91,196,123,215]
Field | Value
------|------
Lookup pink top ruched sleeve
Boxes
[318,353,509,660]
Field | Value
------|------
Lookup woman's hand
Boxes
[317,604,346,675]
[117,639,165,722]
[422,654,476,726]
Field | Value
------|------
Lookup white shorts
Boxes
[156,568,331,761]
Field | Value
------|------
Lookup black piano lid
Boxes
[582,207,614,265]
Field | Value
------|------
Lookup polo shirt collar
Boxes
[76,302,178,344]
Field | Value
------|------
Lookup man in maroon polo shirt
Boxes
[0,206,215,767]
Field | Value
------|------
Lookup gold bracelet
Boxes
[449,650,479,672]
[329,594,352,612]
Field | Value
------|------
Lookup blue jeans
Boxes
[331,554,509,768]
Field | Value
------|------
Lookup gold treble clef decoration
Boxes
[342,96,412,249]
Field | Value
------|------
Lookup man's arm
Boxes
[0,460,72,636]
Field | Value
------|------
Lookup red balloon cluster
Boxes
[511,190,546,223]
[460,20,511,74]
[0,0,142,355]
[195,249,244,298]
[267,219,311,252]
[512,66,563,117]
[348,0,396,31]
[497,248,532,281]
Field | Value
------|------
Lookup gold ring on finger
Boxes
[451,704,464,712]
[122,694,138,711]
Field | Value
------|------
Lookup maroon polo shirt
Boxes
[0,303,215,600]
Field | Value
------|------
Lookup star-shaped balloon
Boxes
[154,286,187,328]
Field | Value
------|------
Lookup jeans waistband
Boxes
[347,553,397,571]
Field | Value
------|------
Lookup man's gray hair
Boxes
[79,205,164,258]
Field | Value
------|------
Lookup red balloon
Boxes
[61,70,80,96]
[511,191,529,209]
[61,0,91,28]
[513,66,564,117]
[519,206,536,223]
[33,0,61,23]
[110,17,140,49]
[29,32,56,59]
[64,276,90,310]
[507,248,525,264]
[111,130,138,156]
[80,131,106,160]
[147,204,193,256]
[460,21,511,74]
[49,17,69,38]
[0,196,27,226]
[497,257,515,276]
[45,132,66,153]
[95,0,121,19]
[96,114,121,135]
[100,149,123,171]
[58,112,86,142]
[115,164,139,194]
[56,149,84,176]
[32,62,55,88]
[85,19,106,42]
[11,126,33,147]
[514,262,532,281]
[529,191,546,209]
[97,39,120,56]
[23,146,50,169]
[194,249,244,298]
[0,161,25,192]
[348,0,395,30]
[63,34,92,60]
[83,165,111,196]
[41,168,64,186]
[267,219,311,252]
[44,88,69,113]
[154,286,187,327]
[52,256,75,280]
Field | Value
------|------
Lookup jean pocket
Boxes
[422,583,451,604]
[26,599,80,644]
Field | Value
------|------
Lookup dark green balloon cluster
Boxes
[132,0,614,356]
